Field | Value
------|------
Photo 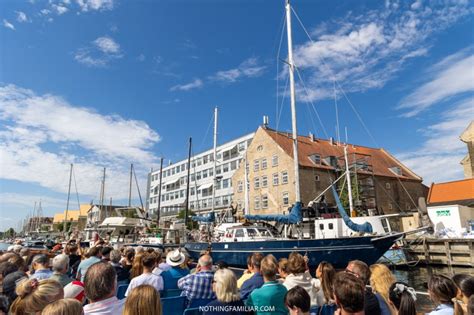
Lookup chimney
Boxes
[309,132,315,142]
[262,115,269,128]
[329,137,334,145]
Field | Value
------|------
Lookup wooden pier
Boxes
[405,237,473,267]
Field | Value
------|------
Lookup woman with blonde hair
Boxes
[10,278,64,315]
[123,284,161,315]
[370,263,396,315]
[42,298,83,315]
[204,268,247,315]
[130,253,144,279]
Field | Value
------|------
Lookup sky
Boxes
[0,0,473,231]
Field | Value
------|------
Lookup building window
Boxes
[315,175,320,182]
[254,196,261,210]
[238,142,246,152]
[282,192,289,205]
[216,166,222,175]
[261,158,267,170]
[254,160,259,172]
[202,169,208,178]
[222,179,230,189]
[254,177,260,189]
[273,173,279,186]
[231,161,237,170]
[257,145,263,152]
[309,154,321,165]
[386,183,391,189]
[196,172,201,180]
[388,203,393,210]
[223,163,229,173]
[237,181,243,193]
[281,171,288,184]
[272,155,278,167]
[261,175,268,188]
[262,194,268,209]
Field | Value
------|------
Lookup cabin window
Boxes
[282,192,289,206]
[272,155,279,167]
[319,224,324,230]
[254,160,260,172]
[247,229,258,238]
[257,228,272,237]
[261,158,267,169]
[328,223,334,230]
[235,229,244,238]
[281,171,288,184]
[261,176,268,188]
[254,177,260,189]
[273,173,279,186]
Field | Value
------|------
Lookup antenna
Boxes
[263,115,269,128]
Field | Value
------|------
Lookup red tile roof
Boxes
[263,127,422,181]
[427,178,474,204]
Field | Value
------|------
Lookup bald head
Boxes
[198,254,213,270]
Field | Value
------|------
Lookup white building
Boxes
[148,133,254,219]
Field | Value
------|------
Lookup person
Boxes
[123,284,162,315]
[125,253,163,296]
[283,252,319,306]
[157,249,172,272]
[285,286,311,315]
[10,278,64,314]
[204,268,249,315]
[333,272,365,315]
[246,254,288,315]
[178,254,215,301]
[388,282,417,315]
[77,246,102,282]
[240,253,264,300]
[64,280,86,303]
[1,271,27,310]
[83,261,124,315]
[278,258,289,282]
[30,254,53,280]
[452,274,474,315]
[64,241,82,277]
[110,249,130,283]
[161,249,190,290]
[101,247,112,262]
[50,254,73,287]
[237,255,255,289]
[130,253,144,279]
[41,298,83,315]
[370,264,396,315]
[122,247,135,272]
[346,260,381,315]
[0,294,8,315]
[316,261,336,309]
[427,274,457,315]
[468,296,474,315]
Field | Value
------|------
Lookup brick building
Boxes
[232,126,428,216]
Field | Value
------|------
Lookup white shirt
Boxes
[283,271,321,306]
[125,272,164,296]
[84,296,124,315]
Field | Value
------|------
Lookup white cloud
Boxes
[16,11,29,23]
[74,36,122,67]
[210,57,266,83]
[170,79,203,92]
[291,0,472,102]
[94,36,120,54]
[3,19,15,30]
[0,84,159,201]
[398,49,474,117]
[76,0,114,12]
[52,4,69,15]
[137,54,146,62]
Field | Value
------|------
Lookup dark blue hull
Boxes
[185,233,403,268]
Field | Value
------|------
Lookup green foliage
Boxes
[4,228,15,238]
[56,222,72,232]
[338,175,359,215]
[177,209,197,230]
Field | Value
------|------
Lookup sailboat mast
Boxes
[64,163,73,235]
[285,0,301,203]
[100,168,106,219]
[344,145,355,216]
[184,137,192,228]
[128,164,133,207]
[157,157,164,226]
[212,107,218,212]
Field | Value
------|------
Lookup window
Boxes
[197,158,202,166]
[222,179,230,189]
[237,181,243,193]
[247,229,258,238]
[216,166,222,175]
[319,224,324,230]
[273,173,279,186]
[223,163,229,173]
[262,194,268,209]
[261,158,267,169]
[231,161,237,170]
[202,169,208,178]
[282,192,289,206]
[315,175,320,182]
[388,203,393,210]
[254,196,261,210]
[254,177,260,189]
[281,171,288,184]
[181,164,185,172]
[254,160,259,172]
[238,142,246,152]
[329,223,334,230]
[196,172,201,180]
[257,145,263,152]
[203,155,208,164]
[309,154,321,165]
[386,183,391,189]
[223,195,229,205]
[272,155,279,167]
[261,176,268,188]
[235,229,244,238]
[209,168,213,176]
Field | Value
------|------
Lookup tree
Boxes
[177,209,197,230]
[338,174,359,216]
[4,228,15,238]
[56,222,72,232]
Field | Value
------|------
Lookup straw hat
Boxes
[166,249,186,267]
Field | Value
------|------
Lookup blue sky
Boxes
[0,0,473,231]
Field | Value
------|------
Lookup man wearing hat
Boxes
[161,249,190,290]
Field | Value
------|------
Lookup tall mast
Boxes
[64,163,73,235]
[212,107,218,213]
[100,168,106,220]
[157,157,164,226]
[344,145,355,216]
[285,0,301,202]
[128,164,133,207]
[184,138,192,229]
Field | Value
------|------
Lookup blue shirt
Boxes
[77,256,101,282]
[178,270,216,300]
[161,266,190,290]
[240,272,264,300]
[428,304,454,315]
[375,293,391,315]
[30,269,53,280]
[246,280,288,315]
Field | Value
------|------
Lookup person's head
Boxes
[123,284,161,315]
[0,261,18,279]
[131,253,144,278]
[10,279,64,314]
[250,252,264,272]
[84,261,117,303]
[278,258,289,279]
[428,274,457,306]
[101,247,112,260]
[166,249,186,268]
[287,252,306,275]
[88,246,102,258]
[110,250,122,264]
[317,261,336,303]
[260,254,278,282]
[2,271,27,305]
[246,254,252,270]
[142,253,157,271]
[64,281,85,303]
[346,260,370,285]
[388,282,417,315]
[125,248,135,263]
[198,254,213,271]
[452,274,474,303]
[52,254,70,274]
[19,248,29,258]
[216,260,228,270]
[285,285,311,315]
[135,246,145,254]
[369,264,396,303]
[41,298,83,315]
[65,243,78,255]
[334,272,365,314]
[32,254,49,271]
[213,268,239,303]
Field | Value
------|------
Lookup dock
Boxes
[404,237,473,267]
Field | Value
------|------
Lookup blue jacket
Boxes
[240,272,264,300]
[161,266,190,290]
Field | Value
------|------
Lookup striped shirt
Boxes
[178,270,216,300]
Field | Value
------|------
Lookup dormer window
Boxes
[309,154,321,165]
[389,166,402,176]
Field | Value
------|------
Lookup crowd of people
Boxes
[0,240,473,315]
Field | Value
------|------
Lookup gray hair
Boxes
[52,254,69,272]
[135,246,144,254]
[214,268,240,302]
[32,254,49,266]
[198,254,213,267]
[110,250,122,264]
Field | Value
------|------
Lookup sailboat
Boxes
[185,0,403,268]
